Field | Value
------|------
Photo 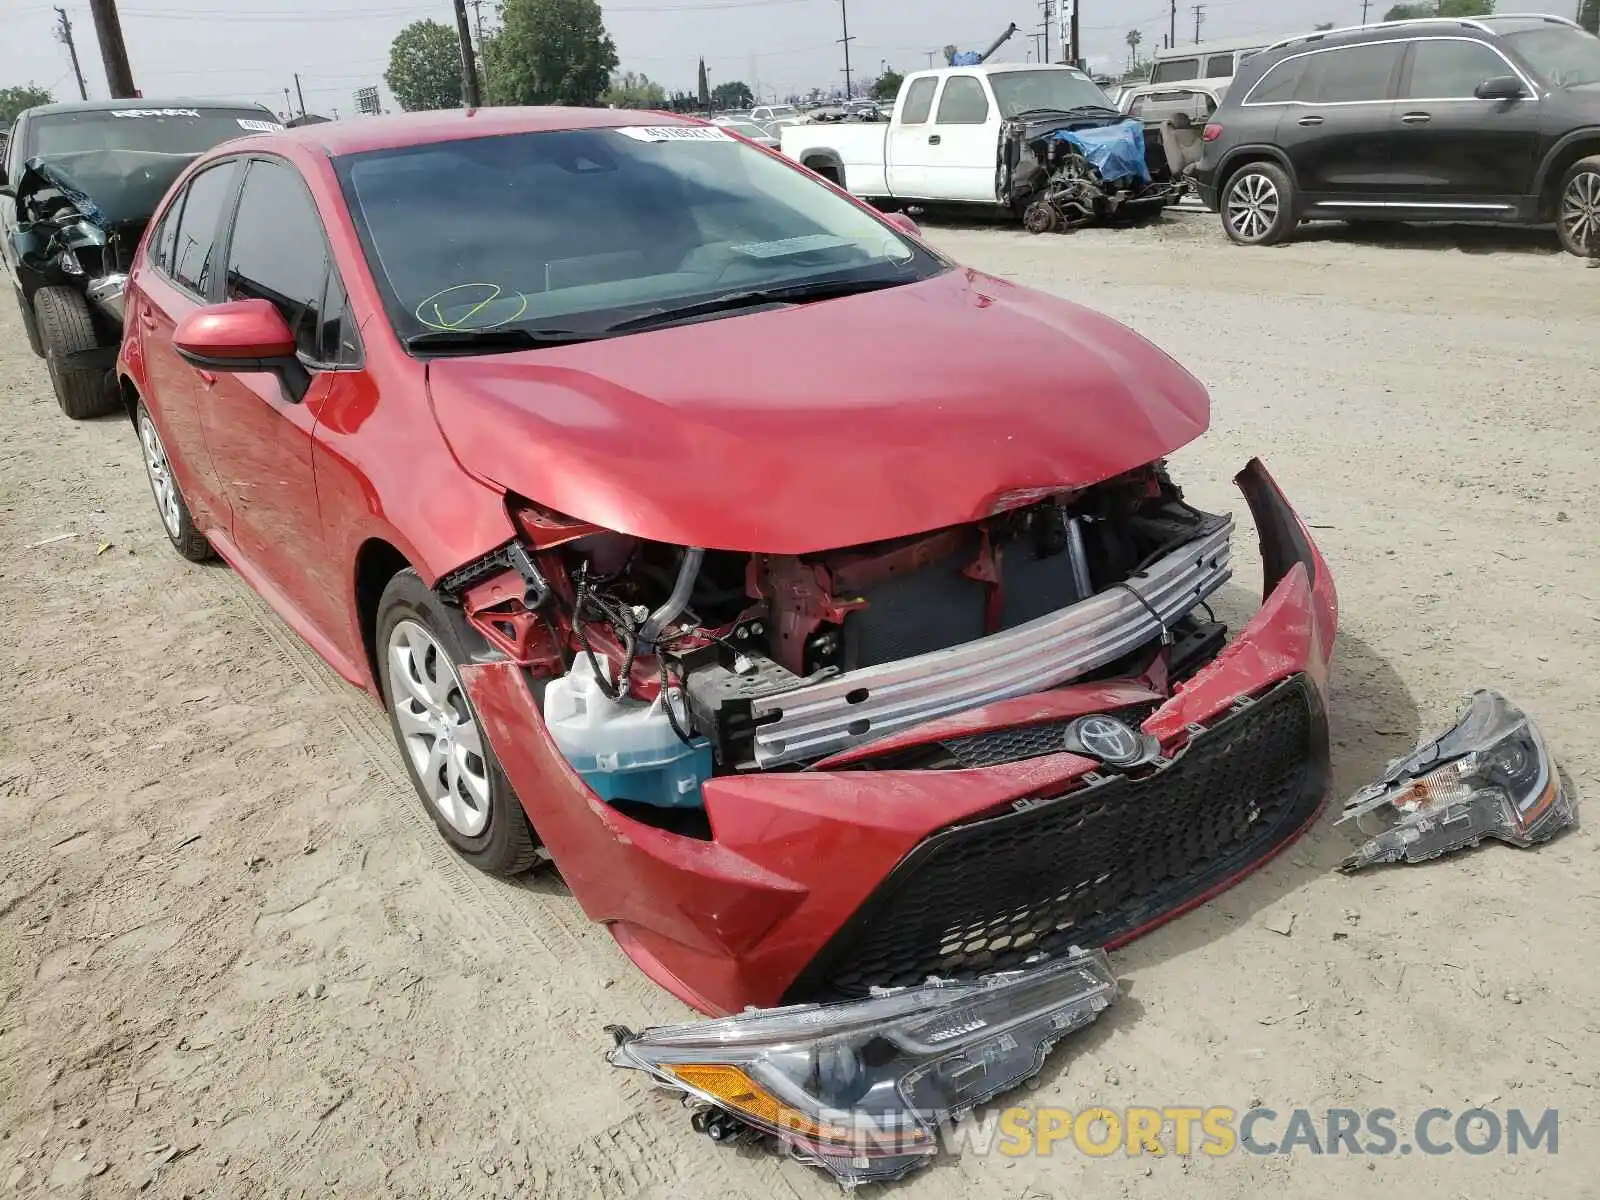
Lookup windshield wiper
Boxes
[601,276,907,334]
[1013,104,1123,119]
[404,326,602,354]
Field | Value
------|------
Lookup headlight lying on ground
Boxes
[1336,689,1574,872]
[606,947,1118,1188]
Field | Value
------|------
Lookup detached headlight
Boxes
[1337,689,1573,871]
[606,947,1117,1188]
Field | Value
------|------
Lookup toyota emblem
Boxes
[1068,715,1146,768]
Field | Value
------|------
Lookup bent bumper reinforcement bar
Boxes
[753,519,1235,766]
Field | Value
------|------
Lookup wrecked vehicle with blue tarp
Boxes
[0,100,282,417]
[1003,112,1189,234]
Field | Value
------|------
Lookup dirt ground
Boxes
[2,212,1598,1199]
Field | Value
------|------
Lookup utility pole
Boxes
[1170,0,1178,49]
[1360,0,1371,22]
[451,0,482,108]
[282,87,292,118]
[87,0,136,98]
[1193,3,1205,42]
[470,0,492,94]
[1039,0,1052,65]
[293,73,306,118]
[925,49,937,68]
[838,0,854,101]
[1068,0,1080,67]
[54,8,89,101]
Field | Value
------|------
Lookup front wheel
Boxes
[1221,162,1296,246]
[1557,155,1600,258]
[34,286,117,419]
[376,569,539,876]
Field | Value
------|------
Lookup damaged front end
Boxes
[1337,690,1574,871]
[450,456,1336,1015]
[607,946,1117,1189]
[1002,115,1189,234]
[9,153,188,325]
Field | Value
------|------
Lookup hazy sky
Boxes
[5,0,1445,116]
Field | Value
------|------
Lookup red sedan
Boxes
[117,107,1337,1016]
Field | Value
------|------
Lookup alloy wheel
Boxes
[387,619,491,838]
[1561,170,1600,255]
[1227,173,1280,243]
[139,412,183,539]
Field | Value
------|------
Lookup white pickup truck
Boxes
[780,63,1140,213]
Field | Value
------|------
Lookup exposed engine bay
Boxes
[443,460,1236,815]
[1002,116,1189,233]
[6,154,179,325]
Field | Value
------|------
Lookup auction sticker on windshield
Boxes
[614,126,732,143]
[112,109,202,118]
[237,119,285,132]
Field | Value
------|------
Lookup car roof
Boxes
[267,106,701,158]
[1259,13,1580,57]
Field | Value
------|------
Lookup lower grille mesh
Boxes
[787,677,1323,1001]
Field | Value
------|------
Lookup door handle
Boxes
[1401,111,1432,125]
[1296,115,1324,127]
[928,134,942,145]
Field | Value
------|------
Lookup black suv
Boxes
[1195,14,1600,254]
[1,100,280,417]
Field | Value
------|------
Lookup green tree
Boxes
[711,80,754,110]
[602,71,667,108]
[0,84,55,125]
[1582,0,1598,33]
[871,68,903,101]
[486,0,617,106]
[1383,0,1493,17]
[1125,28,1143,71]
[384,20,464,112]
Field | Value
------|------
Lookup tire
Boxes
[1556,155,1600,258]
[136,401,214,562]
[1221,162,1296,246]
[14,286,44,357]
[34,286,117,419]
[376,569,539,876]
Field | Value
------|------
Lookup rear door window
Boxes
[900,77,938,123]
[1128,90,1218,121]
[1302,43,1404,103]
[169,161,240,297]
[1403,38,1509,98]
[223,158,333,361]
[1152,57,1201,83]
[1205,54,1236,78]
[936,76,990,124]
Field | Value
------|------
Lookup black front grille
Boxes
[941,701,1162,769]
[786,676,1325,1002]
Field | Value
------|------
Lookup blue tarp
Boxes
[1048,119,1150,185]
[950,50,983,65]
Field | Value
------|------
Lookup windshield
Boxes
[1501,26,1600,88]
[988,70,1116,117]
[721,121,772,139]
[336,125,942,342]
[28,107,281,158]
[766,105,798,117]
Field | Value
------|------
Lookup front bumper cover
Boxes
[462,457,1338,1015]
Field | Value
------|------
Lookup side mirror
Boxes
[1475,75,1526,101]
[174,299,310,400]
[884,211,922,238]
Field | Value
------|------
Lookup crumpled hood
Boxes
[21,150,197,229]
[425,268,1209,554]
